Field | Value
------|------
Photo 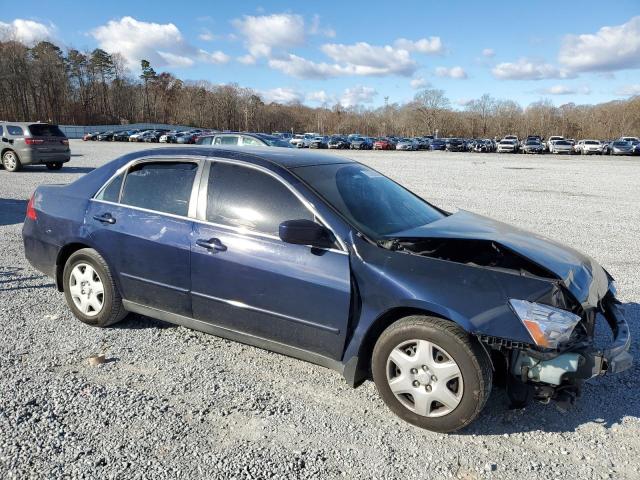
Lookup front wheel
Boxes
[372,316,492,432]
[63,248,127,327]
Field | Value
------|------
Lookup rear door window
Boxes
[28,124,65,137]
[214,135,240,146]
[241,136,263,146]
[7,125,24,136]
[120,162,198,216]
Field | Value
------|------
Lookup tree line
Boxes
[1,39,639,139]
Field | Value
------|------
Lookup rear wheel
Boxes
[2,150,21,172]
[63,248,127,327]
[372,316,492,432]
[46,162,63,170]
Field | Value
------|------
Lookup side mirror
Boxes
[279,219,332,248]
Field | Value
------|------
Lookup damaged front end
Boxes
[377,228,633,410]
[504,293,632,409]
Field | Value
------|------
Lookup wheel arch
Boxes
[344,306,461,388]
[55,242,92,291]
[1,147,19,160]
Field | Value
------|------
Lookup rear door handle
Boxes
[93,213,116,224]
[196,237,227,252]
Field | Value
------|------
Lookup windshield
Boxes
[555,140,570,145]
[585,140,599,145]
[293,163,445,239]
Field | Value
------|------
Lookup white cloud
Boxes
[306,90,336,104]
[237,54,257,65]
[455,98,474,107]
[482,48,495,58]
[269,43,418,79]
[199,50,230,64]
[394,37,444,54]
[232,13,305,58]
[559,16,640,72]
[492,58,573,80]
[535,85,591,95]
[435,66,467,79]
[198,29,217,41]
[260,87,304,104]
[410,76,429,89]
[615,84,640,96]
[309,14,335,38]
[91,16,229,70]
[340,85,378,107]
[0,19,55,44]
[320,42,417,76]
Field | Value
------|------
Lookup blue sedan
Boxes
[22,147,632,432]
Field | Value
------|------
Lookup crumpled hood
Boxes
[390,210,610,307]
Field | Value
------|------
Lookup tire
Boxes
[372,315,492,433]
[46,162,63,170]
[62,248,127,327]
[2,150,21,172]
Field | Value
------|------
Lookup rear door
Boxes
[190,159,352,359]
[87,158,202,317]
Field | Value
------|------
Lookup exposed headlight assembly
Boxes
[509,299,581,349]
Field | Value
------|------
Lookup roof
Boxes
[127,146,354,168]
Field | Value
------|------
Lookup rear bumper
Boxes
[18,149,71,166]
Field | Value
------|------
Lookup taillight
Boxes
[25,138,45,145]
[26,194,37,221]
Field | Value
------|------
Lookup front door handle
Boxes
[93,213,116,224]
[196,237,227,252]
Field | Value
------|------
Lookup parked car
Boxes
[609,140,634,156]
[349,136,373,150]
[96,131,115,141]
[619,137,640,155]
[373,138,396,150]
[22,147,632,433]
[429,139,447,151]
[309,136,329,149]
[113,130,139,142]
[83,131,102,141]
[290,133,317,148]
[545,136,564,152]
[497,139,519,153]
[574,140,603,155]
[395,138,418,151]
[328,136,350,149]
[445,138,466,152]
[549,139,574,154]
[128,130,150,142]
[196,133,292,148]
[522,139,544,154]
[1,122,70,171]
[472,139,493,153]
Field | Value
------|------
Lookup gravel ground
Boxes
[1,140,639,479]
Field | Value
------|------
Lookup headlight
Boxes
[509,299,581,349]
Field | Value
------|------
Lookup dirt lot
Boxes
[1,140,638,479]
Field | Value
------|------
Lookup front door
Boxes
[190,160,351,359]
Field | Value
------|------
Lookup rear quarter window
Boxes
[95,173,124,203]
[28,124,65,137]
[6,125,24,136]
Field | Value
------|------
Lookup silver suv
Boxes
[1,122,71,172]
